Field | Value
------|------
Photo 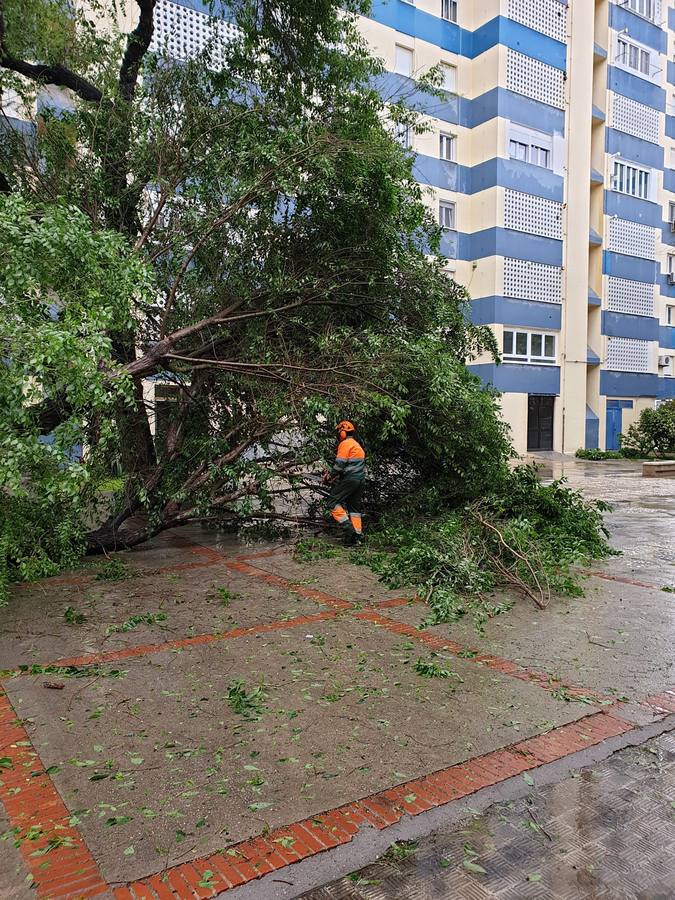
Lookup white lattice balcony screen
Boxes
[506,49,565,109]
[506,0,567,43]
[606,277,655,317]
[607,218,657,259]
[151,0,239,66]
[610,93,660,144]
[503,257,562,303]
[606,337,651,372]
[504,189,563,240]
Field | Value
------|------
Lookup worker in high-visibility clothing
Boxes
[323,420,365,545]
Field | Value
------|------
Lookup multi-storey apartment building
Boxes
[8,0,675,454]
[356,0,675,454]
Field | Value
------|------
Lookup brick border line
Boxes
[644,690,675,715]
[114,710,634,899]
[353,610,614,705]
[14,545,288,591]
[224,560,353,611]
[0,686,109,899]
[583,570,661,590]
[1,611,338,675]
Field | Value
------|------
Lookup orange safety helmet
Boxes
[336,420,355,441]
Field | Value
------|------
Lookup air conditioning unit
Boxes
[658,355,672,366]
[668,273,675,285]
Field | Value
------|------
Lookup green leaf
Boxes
[527,873,542,882]
[105,816,132,826]
[248,802,273,812]
[123,846,135,856]
[0,758,13,769]
[463,860,487,875]
[523,773,535,787]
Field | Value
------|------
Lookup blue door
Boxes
[606,407,622,451]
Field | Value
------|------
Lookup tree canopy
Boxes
[0,0,513,598]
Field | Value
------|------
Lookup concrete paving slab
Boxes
[0,566,321,670]
[3,616,590,885]
[377,577,675,703]
[243,551,412,605]
[0,808,34,900]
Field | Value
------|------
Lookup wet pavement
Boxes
[0,457,672,898]
[300,731,675,900]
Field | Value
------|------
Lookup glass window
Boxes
[613,161,650,199]
[503,330,514,355]
[394,45,414,77]
[441,0,458,23]
[440,63,457,93]
[439,132,456,161]
[626,0,655,22]
[668,254,675,274]
[530,145,550,168]
[669,202,675,223]
[667,305,675,325]
[509,139,528,161]
[503,330,556,363]
[439,201,455,229]
[394,123,412,149]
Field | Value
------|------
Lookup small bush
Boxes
[620,401,675,458]
[575,449,624,461]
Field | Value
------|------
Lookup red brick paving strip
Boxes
[0,686,108,899]
[583,570,661,590]
[0,610,338,675]
[225,560,353,610]
[116,710,633,898]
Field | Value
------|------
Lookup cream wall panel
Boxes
[470,46,502,99]
[499,392,529,457]
[469,187,502,233]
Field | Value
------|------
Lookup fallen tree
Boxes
[0,0,612,606]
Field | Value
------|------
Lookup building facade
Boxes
[10,0,675,454]
[356,0,675,454]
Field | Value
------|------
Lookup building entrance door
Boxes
[606,406,622,451]
[527,395,554,451]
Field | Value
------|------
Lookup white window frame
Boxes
[440,62,457,93]
[394,45,414,77]
[668,253,675,274]
[611,159,651,200]
[507,124,553,170]
[620,0,658,24]
[503,329,557,364]
[439,131,456,161]
[615,34,654,79]
[669,201,675,224]
[439,200,456,230]
[394,122,412,149]
[441,0,458,23]
[666,304,675,325]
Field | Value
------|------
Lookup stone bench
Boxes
[642,460,675,477]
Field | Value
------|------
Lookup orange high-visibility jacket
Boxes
[331,437,366,479]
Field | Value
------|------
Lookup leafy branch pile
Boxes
[356,466,614,632]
